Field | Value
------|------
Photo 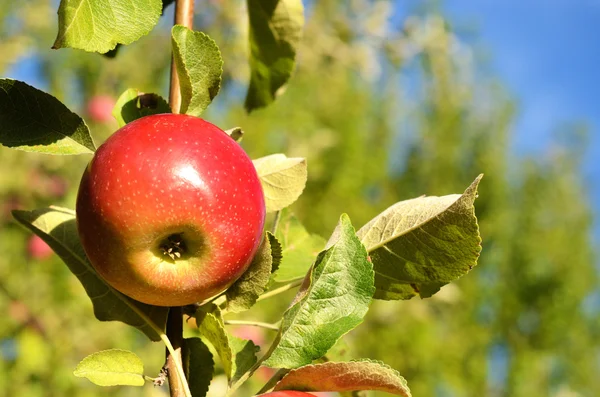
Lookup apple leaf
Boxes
[196,311,258,384]
[225,127,244,142]
[253,154,307,213]
[11,207,168,341]
[268,232,283,274]
[264,214,374,368]
[245,0,304,112]
[73,349,145,387]
[226,232,275,313]
[171,26,223,115]
[197,311,234,380]
[0,79,95,155]
[345,175,483,300]
[183,338,214,397]
[229,335,259,385]
[273,210,326,282]
[112,89,171,127]
[273,360,411,397]
[53,0,162,53]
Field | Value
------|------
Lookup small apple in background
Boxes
[232,325,265,346]
[86,95,115,123]
[76,114,266,307]
[28,235,53,260]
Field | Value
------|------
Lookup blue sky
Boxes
[439,1,600,233]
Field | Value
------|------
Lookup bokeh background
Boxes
[1,0,599,396]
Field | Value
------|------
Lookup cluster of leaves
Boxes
[0,1,484,396]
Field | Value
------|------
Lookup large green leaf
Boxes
[274,360,411,397]
[245,0,304,111]
[73,349,145,387]
[112,89,171,127]
[53,0,162,53]
[226,232,275,313]
[0,79,95,154]
[171,26,223,115]
[253,154,307,213]
[264,214,374,368]
[273,210,325,282]
[11,207,168,341]
[355,175,483,300]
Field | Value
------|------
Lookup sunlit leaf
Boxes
[264,214,374,368]
[253,154,307,213]
[12,207,168,341]
[73,349,145,387]
[113,89,171,127]
[196,310,258,384]
[274,360,411,396]
[171,26,223,115]
[352,175,483,300]
[246,0,304,111]
[0,79,95,154]
[273,210,325,282]
[53,0,162,53]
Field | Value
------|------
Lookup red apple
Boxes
[87,95,115,123]
[27,235,53,260]
[76,114,266,306]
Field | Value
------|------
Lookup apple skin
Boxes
[76,114,266,306]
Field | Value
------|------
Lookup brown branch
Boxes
[166,306,186,397]
[169,0,196,113]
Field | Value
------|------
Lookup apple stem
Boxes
[166,306,187,397]
[169,0,195,113]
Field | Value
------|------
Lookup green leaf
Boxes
[183,338,214,397]
[197,311,234,380]
[264,214,374,368]
[73,349,145,387]
[274,210,325,282]
[53,0,162,53]
[196,311,258,384]
[253,154,308,213]
[355,175,483,300]
[0,79,95,154]
[11,207,168,341]
[228,335,259,385]
[226,233,274,313]
[268,232,283,274]
[245,0,304,112]
[225,127,244,142]
[112,89,171,127]
[171,26,223,115]
[273,360,411,397]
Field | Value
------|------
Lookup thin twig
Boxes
[256,279,303,303]
[224,319,280,331]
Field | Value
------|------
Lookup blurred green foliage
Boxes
[1,1,598,396]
